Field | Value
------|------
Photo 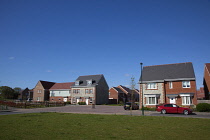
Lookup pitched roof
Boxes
[50,82,74,90]
[72,74,104,86]
[205,63,210,75]
[118,85,131,94]
[140,62,195,82]
[112,87,123,93]
[40,80,56,89]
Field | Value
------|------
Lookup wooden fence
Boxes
[197,100,210,104]
[0,100,65,109]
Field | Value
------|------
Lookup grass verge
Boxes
[0,113,210,140]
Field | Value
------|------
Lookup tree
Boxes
[0,86,15,99]
[13,87,22,99]
[130,76,136,116]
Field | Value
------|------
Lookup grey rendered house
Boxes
[71,74,109,105]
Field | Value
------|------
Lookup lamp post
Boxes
[140,63,144,116]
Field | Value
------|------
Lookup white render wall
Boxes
[50,90,70,97]
[71,87,95,97]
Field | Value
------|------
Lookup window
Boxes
[37,97,41,101]
[182,96,192,105]
[38,90,42,93]
[75,80,80,86]
[73,89,76,94]
[182,81,190,88]
[77,89,80,94]
[87,80,92,85]
[51,92,55,97]
[146,97,158,105]
[85,89,89,94]
[90,98,93,103]
[89,89,93,94]
[169,82,173,89]
[146,83,157,89]
[73,89,80,94]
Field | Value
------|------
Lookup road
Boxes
[1,105,210,119]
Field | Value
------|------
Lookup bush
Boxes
[196,103,210,112]
[78,102,86,105]
[66,101,71,104]
[141,107,156,111]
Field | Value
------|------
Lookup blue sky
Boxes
[0,0,210,89]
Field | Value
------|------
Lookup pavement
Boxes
[1,105,210,119]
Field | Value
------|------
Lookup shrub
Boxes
[78,102,86,105]
[141,107,156,111]
[196,103,210,112]
[66,101,71,104]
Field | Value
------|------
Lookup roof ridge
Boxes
[144,62,192,68]
[79,74,103,77]
[40,80,56,83]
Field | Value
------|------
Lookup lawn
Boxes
[0,113,210,140]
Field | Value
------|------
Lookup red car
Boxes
[156,104,192,115]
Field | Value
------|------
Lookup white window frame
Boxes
[146,83,157,89]
[75,80,80,86]
[51,92,55,97]
[182,81,191,88]
[87,80,92,85]
[38,90,42,93]
[37,97,41,101]
[146,97,158,105]
[169,82,173,89]
[85,89,89,94]
[182,96,192,105]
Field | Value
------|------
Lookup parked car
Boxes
[156,104,192,115]
[124,102,139,110]
[27,98,33,102]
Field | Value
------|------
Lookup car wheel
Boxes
[161,109,166,114]
[183,110,189,115]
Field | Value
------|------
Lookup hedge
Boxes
[196,103,210,112]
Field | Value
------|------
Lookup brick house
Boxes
[203,63,210,99]
[109,85,139,104]
[71,74,109,105]
[197,87,205,100]
[49,82,74,102]
[18,88,30,100]
[33,80,55,101]
[139,62,197,108]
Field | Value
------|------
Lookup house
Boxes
[203,63,210,99]
[139,62,197,108]
[33,80,55,101]
[109,85,139,104]
[18,88,33,100]
[197,87,205,100]
[71,74,109,105]
[49,82,74,102]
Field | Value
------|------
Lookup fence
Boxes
[0,100,65,109]
[197,100,210,104]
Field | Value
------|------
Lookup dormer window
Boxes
[87,80,92,85]
[75,80,80,86]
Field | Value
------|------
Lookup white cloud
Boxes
[9,57,15,60]
[46,70,52,73]
[124,74,130,77]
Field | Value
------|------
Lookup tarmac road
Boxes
[1,105,210,119]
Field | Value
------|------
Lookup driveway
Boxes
[1,105,210,119]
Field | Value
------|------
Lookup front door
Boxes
[170,98,176,104]
[63,98,67,102]
[86,99,89,105]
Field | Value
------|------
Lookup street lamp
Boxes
[140,63,144,116]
